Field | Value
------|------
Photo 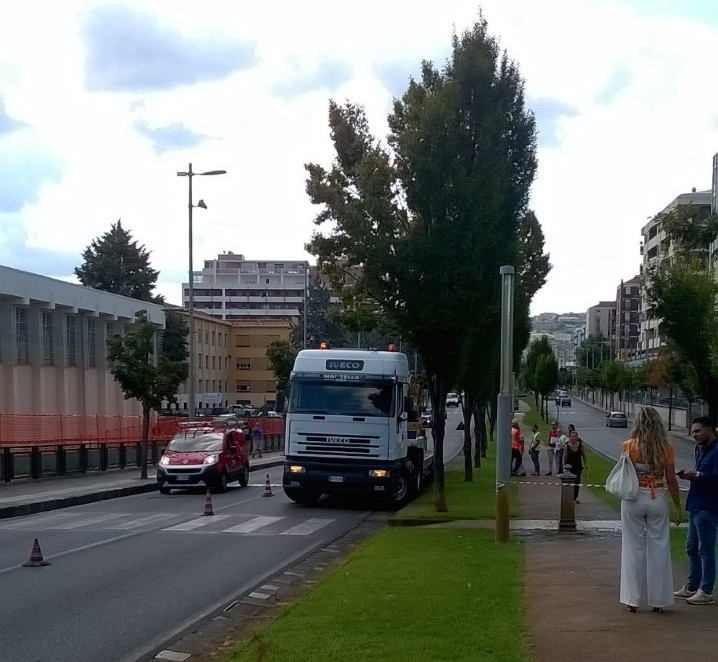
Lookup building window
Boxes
[42,311,54,366]
[205,355,209,369]
[16,307,29,365]
[212,355,216,369]
[66,316,77,367]
[236,382,251,392]
[237,360,251,370]
[197,353,202,370]
[211,330,215,346]
[86,319,96,368]
[205,330,209,344]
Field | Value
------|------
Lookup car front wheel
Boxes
[238,465,249,487]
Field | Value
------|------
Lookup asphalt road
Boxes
[0,463,381,662]
[548,398,697,488]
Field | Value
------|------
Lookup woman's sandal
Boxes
[651,607,664,613]
[625,605,638,613]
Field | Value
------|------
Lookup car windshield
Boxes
[167,433,224,452]
[612,413,626,418]
[288,378,395,417]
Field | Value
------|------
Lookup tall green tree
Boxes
[266,340,297,413]
[290,277,350,350]
[305,17,538,511]
[107,310,188,478]
[75,220,162,303]
[535,353,559,420]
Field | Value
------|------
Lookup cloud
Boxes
[374,61,420,99]
[594,67,633,106]
[133,119,208,154]
[0,216,78,275]
[81,4,257,92]
[0,131,62,212]
[529,97,580,148]
[272,60,353,99]
[0,104,26,134]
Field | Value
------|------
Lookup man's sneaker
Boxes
[687,589,715,605]
[674,586,697,599]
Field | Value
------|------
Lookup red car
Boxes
[157,421,250,494]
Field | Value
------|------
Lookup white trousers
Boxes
[620,488,674,608]
[545,448,555,473]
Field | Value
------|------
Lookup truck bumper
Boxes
[282,457,403,496]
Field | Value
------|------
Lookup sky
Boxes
[1,0,717,316]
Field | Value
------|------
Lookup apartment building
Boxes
[615,275,640,360]
[0,265,164,416]
[639,189,712,359]
[585,301,616,341]
[182,252,310,323]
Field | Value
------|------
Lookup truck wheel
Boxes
[390,469,409,505]
[238,465,249,487]
[409,454,423,497]
[284,488,322,505]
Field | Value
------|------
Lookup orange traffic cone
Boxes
[203,489,214,516]
[22,538,51,567]
[262,474,274,497]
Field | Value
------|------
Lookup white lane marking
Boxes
[107,514,181,530]
[47,513,128,529]
[0,512,76,529]
[162,515,231,531]
[223,516,283,534]
[280,518,334,536]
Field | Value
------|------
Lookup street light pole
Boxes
[303,264,308,349]
[177,163,226,421]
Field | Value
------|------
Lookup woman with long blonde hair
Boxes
[620,406,682,613]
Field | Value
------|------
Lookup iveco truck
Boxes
[282,348,433,505]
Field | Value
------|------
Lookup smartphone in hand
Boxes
[676,470,686,478]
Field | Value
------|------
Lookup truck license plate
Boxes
[328,476,344,483]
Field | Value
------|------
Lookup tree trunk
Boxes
[488,397,497,444]
[463,394,473,482]
[473,402,484,468]
[428,378,448,512]
[140,404,151,480]
[667,384,673,431]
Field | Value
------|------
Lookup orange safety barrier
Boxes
[0,414,184,447]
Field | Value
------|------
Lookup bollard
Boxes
[559,470,577,532]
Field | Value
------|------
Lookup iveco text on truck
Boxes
[282,348,434,505]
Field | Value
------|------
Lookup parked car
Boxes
[420,409,433,427]
[606,411,628,428]
[157,422,249,494]
[560,395,571,407]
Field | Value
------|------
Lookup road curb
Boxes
[0,459,287,520]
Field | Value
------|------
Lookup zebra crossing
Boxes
[0,510,336,537]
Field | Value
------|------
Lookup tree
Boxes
[522,337,553,407]
[305,16,538,511]
[266,340,297,413]
[290,277,350,350]
[75,220,162,302]
[107,310,188,478]
[535,353,559,420]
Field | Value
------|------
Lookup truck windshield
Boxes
[288,379,395,417]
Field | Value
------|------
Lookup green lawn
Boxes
[224,527,526,662]
[398,442,518,521]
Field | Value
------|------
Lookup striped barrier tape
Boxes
[507,479,689,492]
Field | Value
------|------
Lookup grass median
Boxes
[222,448,527,661]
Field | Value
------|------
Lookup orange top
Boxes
[622,438,674,483]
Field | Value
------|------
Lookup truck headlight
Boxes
[288,465,306,474]
[203,455,218,465]
[369,469,390,478]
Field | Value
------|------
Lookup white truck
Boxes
[282,348,434,505]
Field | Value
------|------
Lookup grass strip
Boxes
[397,439,518,521]
[225,527,526,662]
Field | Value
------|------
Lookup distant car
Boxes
[560,395,571,407]
[606,411,628,428]
[157,423,249,494]
[420,409,433,427]
[446,393,460,407]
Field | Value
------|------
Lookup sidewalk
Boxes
[517,466,715,660]
[0,452,285,519]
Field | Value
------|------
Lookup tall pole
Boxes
[177,163,227,422]
[496,265,514,544]
[303,265,308,349]
[187,163,196,421]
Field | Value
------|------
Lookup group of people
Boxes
[511,419,588,503]
[619,408,718,612]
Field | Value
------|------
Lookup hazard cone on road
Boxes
[262,474,274,497]
[203,489,214,516]
[22,538,51,567]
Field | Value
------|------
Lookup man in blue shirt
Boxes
[674,416,718,605]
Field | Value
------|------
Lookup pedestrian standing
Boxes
[511,420,527,477]
[555,427,567,474]
[674,416,718,605]
[251,422,264,458]
[529,424,542,476]
[620,406,682,613]
[545,421,559,475]
[564,430,587,503]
